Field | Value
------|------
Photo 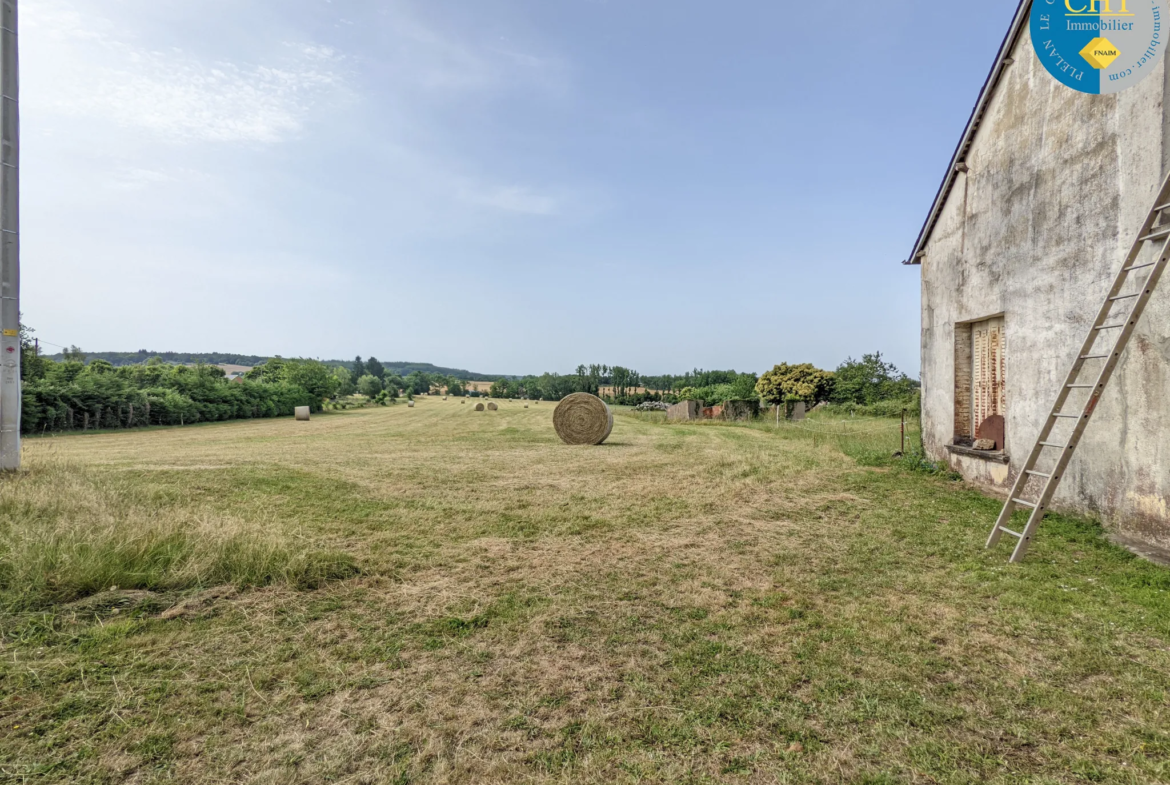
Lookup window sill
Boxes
[946,444,1010,464]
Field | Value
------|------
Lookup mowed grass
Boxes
[1,399,1168,784]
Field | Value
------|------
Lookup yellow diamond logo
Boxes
[1080,37,1121,70]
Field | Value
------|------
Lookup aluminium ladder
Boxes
[986,170,1170,562]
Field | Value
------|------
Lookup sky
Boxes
[21,0,1023,377]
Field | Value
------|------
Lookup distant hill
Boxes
[46,351,272,367]
[319,360,504,382]
[45,351,506,381]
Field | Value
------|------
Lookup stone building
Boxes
[907,1,1170,550]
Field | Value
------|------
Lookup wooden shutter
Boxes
[972,317,1006,430]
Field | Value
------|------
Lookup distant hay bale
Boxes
[295,406,311,422]
[461,400,466,405]
[475,403,485,411]
[443,396,448,401]
[553,393,613,445]
[408,401,415,408]
[487,402,499,411]
[524,404,529,409]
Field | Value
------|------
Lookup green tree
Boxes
[404,371,431,396]
[756,363,835,406]
[245,357,285,384]
[279,360,340,402]
[357,374,383,398]
[332,366,356,397]
[352,356,366,380]
[728,372,759,400]
[366,357,385,381]
[245,358,338,402]
[63,345,86,362]
[831,352,917,405]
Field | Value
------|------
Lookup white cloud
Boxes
[24,0,348,144]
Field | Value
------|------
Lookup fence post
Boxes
[901,408,906,455]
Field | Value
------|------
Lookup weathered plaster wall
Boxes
[920,33,1170,548]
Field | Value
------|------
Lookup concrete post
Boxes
[0,0,20,471]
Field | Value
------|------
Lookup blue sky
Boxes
[23,0,1022,377]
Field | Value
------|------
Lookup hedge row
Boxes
[21,376,318,434]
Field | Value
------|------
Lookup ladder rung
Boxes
[1067,384,1094,388]
[1081,354,1110,359]
[1156,202,1170,212]
[1109,293,1141,301]
[1138,226,1170,242]
[1123,262,1157,272]
[1012,498,1038,508]
[1026,470,1052,478]
[1053,413,1081,419]
[1038,442,1066,448]
[1095,323,1127,330]
[999,527,1024,538]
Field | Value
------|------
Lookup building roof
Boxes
[904,0,1031,265]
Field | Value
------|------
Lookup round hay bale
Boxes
[524,404,529,409]
[461,400,466,405]
[443,396,448,401]
[294,406,311,422]
[475,403,485,412]
[487,402,499,411]
[408,401,415,408]
[553,393,613,445]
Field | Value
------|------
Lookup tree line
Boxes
[20,328,336,434]
[476,354,918,412]
[46,349,271,367]
[43,350,503,381]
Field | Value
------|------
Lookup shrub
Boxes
[756,363,834,406]
[356,374,383,398]
[831,352,919,405]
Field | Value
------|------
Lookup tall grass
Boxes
[625,407,923,463]
[626,406,956,478]
[0,458,357,610]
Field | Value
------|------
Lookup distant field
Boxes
[1,400,1168,784]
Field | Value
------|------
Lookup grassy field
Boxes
[1,398,1168,784]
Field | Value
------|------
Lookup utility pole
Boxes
[0,0,19,470]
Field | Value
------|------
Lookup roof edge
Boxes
[903,0,1032,266]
